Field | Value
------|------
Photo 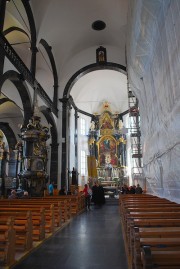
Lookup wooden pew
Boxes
[120,200,179,215]
[131,219,180,267]
[141,246,180,269]
[0,203,54,235]
[0,211,32,251]
[123,212,180,247]
[39,194,86,215]
[0,194,85,268]
[119,194,180,269]
[34,200,63,227]
[124,207,180,238]
[35,199,70,223]
[125,216,180,268]
[1,199,62,229]
[119,194,170,207]
[13,197,69,224]
[0,217,15,267]
[0,204,46,241]
[133,227,180,269]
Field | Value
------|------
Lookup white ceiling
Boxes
[4,0,129,116]
[71,70,128,114]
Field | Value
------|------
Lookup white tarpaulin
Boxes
[127,0,180,203]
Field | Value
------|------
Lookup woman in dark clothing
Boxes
[91,182,98,205]
[59,187,66,195]
[98,184,105,205]
[92,181,105,206]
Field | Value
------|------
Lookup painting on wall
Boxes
[98,135,118,167]
[99,111,114,136]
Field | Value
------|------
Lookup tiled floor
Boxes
[12,203,128,269]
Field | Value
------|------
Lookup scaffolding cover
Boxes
[127,0,180,203]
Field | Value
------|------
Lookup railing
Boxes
[0,33,58,116]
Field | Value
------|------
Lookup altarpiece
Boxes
[88,102,127,184]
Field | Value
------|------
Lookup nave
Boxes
[12,203,128,269]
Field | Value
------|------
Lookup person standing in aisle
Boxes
[83,184,91,211]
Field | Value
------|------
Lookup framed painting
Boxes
[98,135,118,167]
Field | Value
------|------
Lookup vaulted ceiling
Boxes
[4,0,129,115]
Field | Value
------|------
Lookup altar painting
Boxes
[98,135,118,167]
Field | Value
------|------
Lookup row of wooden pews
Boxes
[39,194,85,216]
[119,194,180,269]
[0,193,85,268]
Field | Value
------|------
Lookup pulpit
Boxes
[18,103,50,197]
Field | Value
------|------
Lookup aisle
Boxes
[12,204,128,269]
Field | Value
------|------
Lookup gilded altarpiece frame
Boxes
[88,102,127,182]
[98,135,118,168]
[97,111,118,168]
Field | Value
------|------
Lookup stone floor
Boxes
[11,202,128,269]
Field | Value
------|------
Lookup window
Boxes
[80,118,86,135]
[81,150,86,175]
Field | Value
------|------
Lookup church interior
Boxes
[0,0,180,268]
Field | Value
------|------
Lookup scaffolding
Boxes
[128,89,144,186]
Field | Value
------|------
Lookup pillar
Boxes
[0,0,6,75]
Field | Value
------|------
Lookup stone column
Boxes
[30,46,38,79]
[50,142,59,187]
[0,142,5,196]
[74,109,78,185]
[0,0,6,75]
[60,97,70,189]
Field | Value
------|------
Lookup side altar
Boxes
[88,102,127,185]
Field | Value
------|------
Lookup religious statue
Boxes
[119,120,123,130]
[27,119,35,129]
[90,121,95,131]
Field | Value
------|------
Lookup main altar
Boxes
[88,102,127,186]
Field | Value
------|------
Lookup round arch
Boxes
[61,62,127,189]
[39,39,58,108]
[63,62,126,98]
[0,70,33,127]
[0,122,17,150]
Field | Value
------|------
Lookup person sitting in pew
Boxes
[8,189,17,199]
[135,184,143,194]
[20,191,30,199]
[59,187,66,195]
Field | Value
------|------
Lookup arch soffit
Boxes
[3,26,30,40]
[0,123,17,150]
[4,0,36,60]
[63,62,127,99]
[21,0,37,45]
[39,39,58,107]
[39,39,58,85]
[0,97,15,106]
[0,70,33,125]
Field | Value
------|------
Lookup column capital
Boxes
[59,97,70,104]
